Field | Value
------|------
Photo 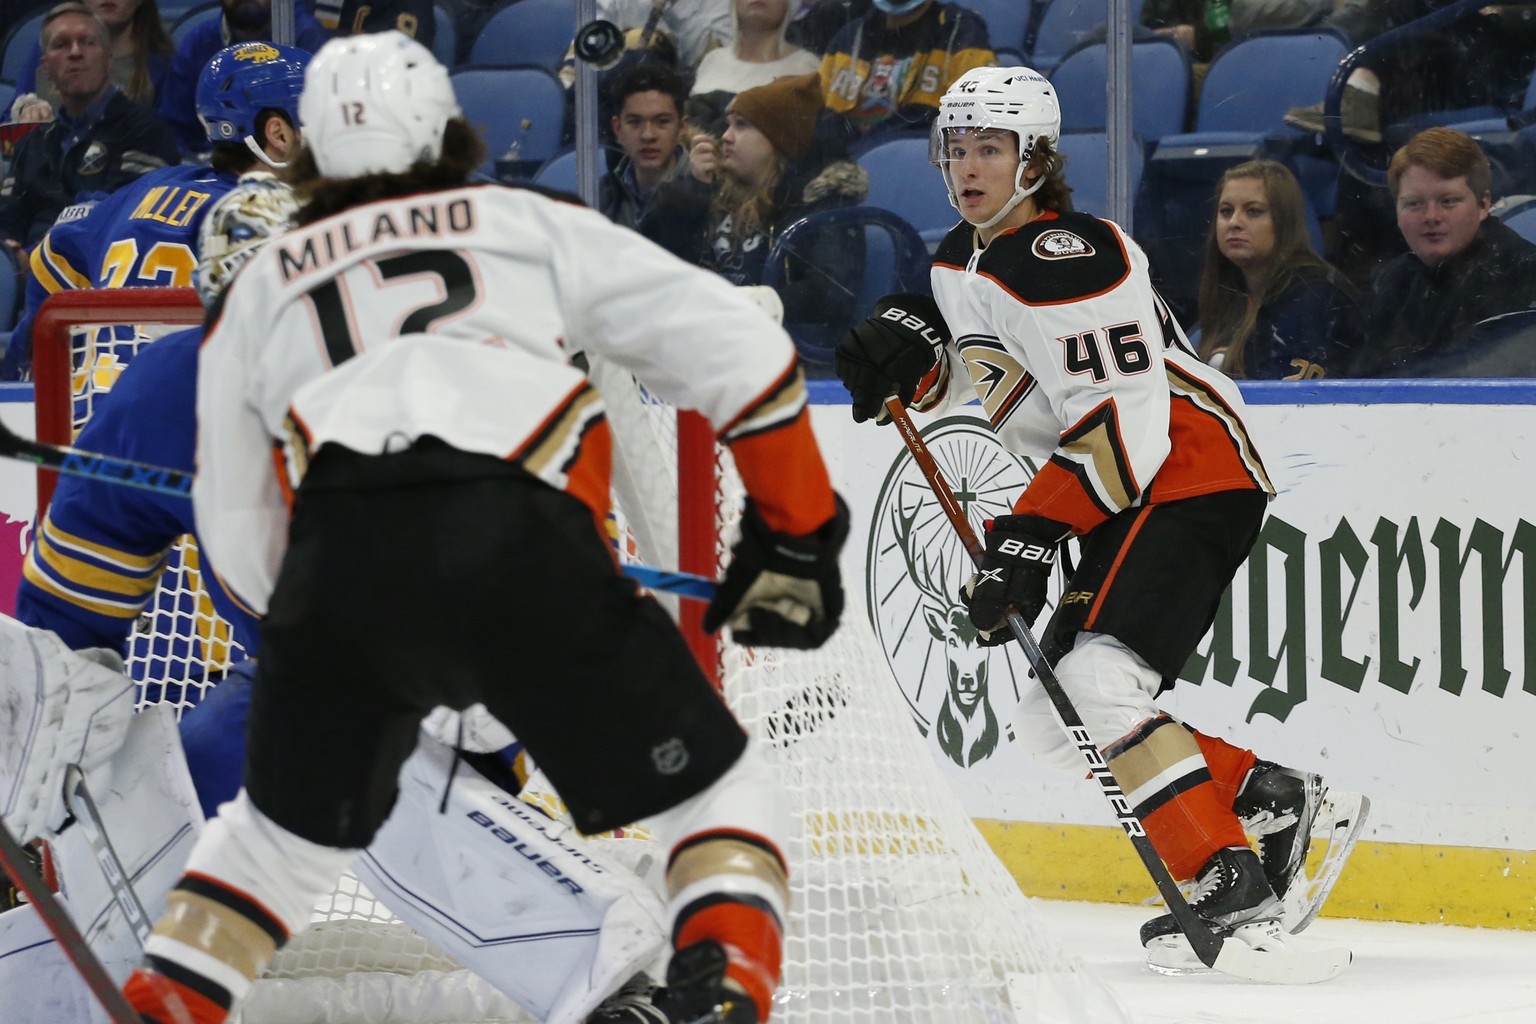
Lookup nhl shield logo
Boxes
[865,417,1055,769]
[650,737,689,775]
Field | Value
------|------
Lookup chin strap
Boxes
[975,162,1045,231]
[245,136,287,170]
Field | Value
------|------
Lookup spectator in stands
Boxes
[0,3,176,254]
[643,72,868,323]
[786,0,872,55]
[9,0,174,122]
[1349,127,1536,376]
[312,0,435,47]
[1196,160,1360,379]
[1284,1,1536,144]
[1140,0,1231,65]
[688,0,822,135]
[603,62,692,230]
[819,0,994,139]
[596,0,734,73]
[157,0,329,154]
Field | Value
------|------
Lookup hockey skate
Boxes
[651,940,758,1024]
[586,972,668,1023]
[1234,761,1371,934]
[1140,846,1351,982]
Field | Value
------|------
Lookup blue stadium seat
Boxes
[451,65,566,178]
[533,147,578,192]
[432,3,458,69]
[0,79,14,122]
[762,206,931,371]
[856,134,958,247]
[2,11,45,83]
[1029,0,1109,75]
[963,0,1034,53]
[1049,38,1191,148]
[1502,204,1536,246]
[465,0,576,73]
[1055,130,1144,219]
[171,4,221,49]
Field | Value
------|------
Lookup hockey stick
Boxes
[0,416,191,496]
[0,817,144,1024]
[0,419,718,601]
[885,399,1347,984]
[64,765,153,947]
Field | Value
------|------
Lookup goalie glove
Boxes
[0,618,136,843]
[960,515,1072,644]
[703,495,850,649]
[835,293,951,424]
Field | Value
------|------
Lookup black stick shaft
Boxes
[886,398,1225,968]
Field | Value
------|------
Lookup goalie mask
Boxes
[196,41,311,170]
[194,175,299,308]
[299,31,461,178]
[930,66,1061,230]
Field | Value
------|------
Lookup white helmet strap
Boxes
[975,160,1045,231]
[245,135,287,170]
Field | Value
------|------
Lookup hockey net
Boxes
[31,287,1126,1024]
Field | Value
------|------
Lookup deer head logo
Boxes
[890,496,1000,767]
[866,415,1043,774]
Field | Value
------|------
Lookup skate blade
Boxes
[1282,792,1371,934]
[1146,921,1352,984]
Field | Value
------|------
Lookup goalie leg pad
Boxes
[0,615,137,843]
[358,733,667,1024]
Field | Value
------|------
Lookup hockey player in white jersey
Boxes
[0,175,691,1023]
[122,31,848,1024]
[832,66,1367,978]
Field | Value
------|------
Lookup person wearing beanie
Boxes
[641,71,869,338]
[819,0,995,138]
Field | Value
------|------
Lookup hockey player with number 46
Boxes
[121,30,849,1024]
[833,66,1370,980]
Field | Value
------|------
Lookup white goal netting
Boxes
[32,291,1126,1024]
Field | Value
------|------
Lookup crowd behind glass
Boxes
[3,0,1535,381]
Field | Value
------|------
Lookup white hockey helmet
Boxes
[195,174,299,307]
[298,30,461,178]
[930,66,1061,229]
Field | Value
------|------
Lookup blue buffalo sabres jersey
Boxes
[17,327,259,703]
[4,164,237,383]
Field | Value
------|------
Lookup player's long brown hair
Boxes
[1026,137,1074,214]
[285,119,488,226]
[1196,160,1329,378]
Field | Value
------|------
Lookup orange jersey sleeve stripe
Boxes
[728,408,836,538]
[1013,459,1113,535]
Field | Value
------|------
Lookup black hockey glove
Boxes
[960,515,1072,644]
[834,293,951,423]
[703,494,850,649]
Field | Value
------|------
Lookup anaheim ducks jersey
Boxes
[918,211,1273,535]
[199,182,834,617]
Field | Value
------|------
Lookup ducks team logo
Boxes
[866,416,1052,769]
[1033,229,1094,260]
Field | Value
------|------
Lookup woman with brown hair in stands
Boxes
[644,72,868,327]
[10,0,174,121]
[1196,159,1360,379]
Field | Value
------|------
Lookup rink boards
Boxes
[1,378,1531,929]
